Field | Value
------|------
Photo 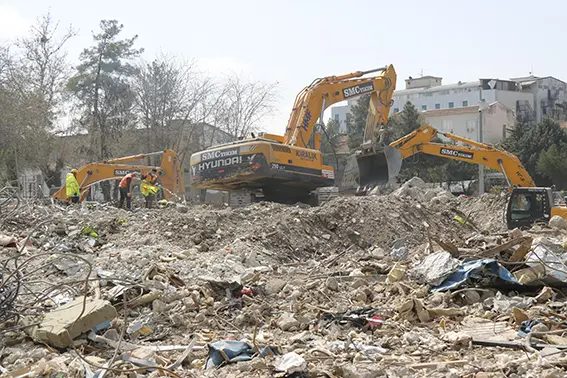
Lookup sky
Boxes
[1,0,565,134]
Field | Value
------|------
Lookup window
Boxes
[435,103,441,109]
[393,108,399,113]
[442,119,453,132]
[448,102,454,108]
[422,105,427,110]
[334,114,339,122]
[462,100,468,107]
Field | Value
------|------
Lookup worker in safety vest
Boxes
[118,172,138,210]
[141,169,160,208]
[65,169,81,204]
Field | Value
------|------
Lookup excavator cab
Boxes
[506,187,552,229]
[355,145,403,194]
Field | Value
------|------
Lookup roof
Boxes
[406,75,442,80]
[421,105,479,116]
[511,75,567,85]
[394,80,480,96]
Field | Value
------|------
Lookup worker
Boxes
[140,171,159,208]
[118,172,138,210]
[65,169,81,204]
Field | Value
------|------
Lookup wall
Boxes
[423,110,480,141]
[391,83,534,116]
[392,82,481,113]
[422,102,515,144]
[491,89,534,116]
[330,105,350,132]
[482,102,515,143]
[535,77,567,122]
[405,76,442,89]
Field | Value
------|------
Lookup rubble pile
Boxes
[1,184,567,377]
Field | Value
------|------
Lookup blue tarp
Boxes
[432,258,519,292]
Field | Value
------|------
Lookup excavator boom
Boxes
[349,124,536,192]
[284,65,397,148]
[389,125,535,188]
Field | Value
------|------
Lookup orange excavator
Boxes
[52,149,185,203]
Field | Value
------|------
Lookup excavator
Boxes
[349,124,567,229]
[52,149,185,203]
[189,65,397,205]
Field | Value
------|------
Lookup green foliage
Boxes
[345,94,370,150]
[321,118,342,155]
[536,143,567,189]
[68,20,143,160]
[385,101,422,141]
[502,118,567,187]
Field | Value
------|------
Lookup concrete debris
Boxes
[411,251,460,285]
[2,180,567,377]
[549,215,567,230]
[24,297,117,348]
[275,351,307,374]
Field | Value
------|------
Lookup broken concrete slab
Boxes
[25,297,117,348]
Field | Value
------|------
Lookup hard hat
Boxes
[71,169,78,174]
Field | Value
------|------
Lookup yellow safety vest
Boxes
[141,181,159,196]
[65,173,80,197]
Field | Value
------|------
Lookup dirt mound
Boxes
[3,188,543,378]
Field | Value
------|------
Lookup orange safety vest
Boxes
[120,173,135,188]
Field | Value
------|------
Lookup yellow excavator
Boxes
[52,149,185,203]
[350,124,567,229]
[190,65,397,204]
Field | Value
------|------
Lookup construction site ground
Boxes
[2,178,567,378]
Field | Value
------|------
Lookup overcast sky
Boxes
[1,0,565,134]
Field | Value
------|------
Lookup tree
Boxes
[212,74,278,138]
[0,12,75,184]
[320,118,341,155]
[502,118,567,186]
[16,11,77,115]
[68,20,143,161]
[133,55,215,162]
[385,101,421,141]
[345,94,370,150]
[443,159,478,192]
[536,143,567,189]
[67,20,143,201]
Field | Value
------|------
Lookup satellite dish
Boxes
[488,79,497,89]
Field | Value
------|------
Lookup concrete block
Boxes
[26,297,117,348]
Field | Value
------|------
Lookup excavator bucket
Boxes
[356,146,403,193]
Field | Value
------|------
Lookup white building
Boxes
[330,98,357,133]
[421,101,515,144]
[391,77,534,120]
[330,73,567,142]
[511,75,567,123]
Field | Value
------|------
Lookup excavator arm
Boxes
[52,149,185,203]
[283,65,397,148]
[389,125,536,188]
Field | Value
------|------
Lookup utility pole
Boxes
[478,84,485,194]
